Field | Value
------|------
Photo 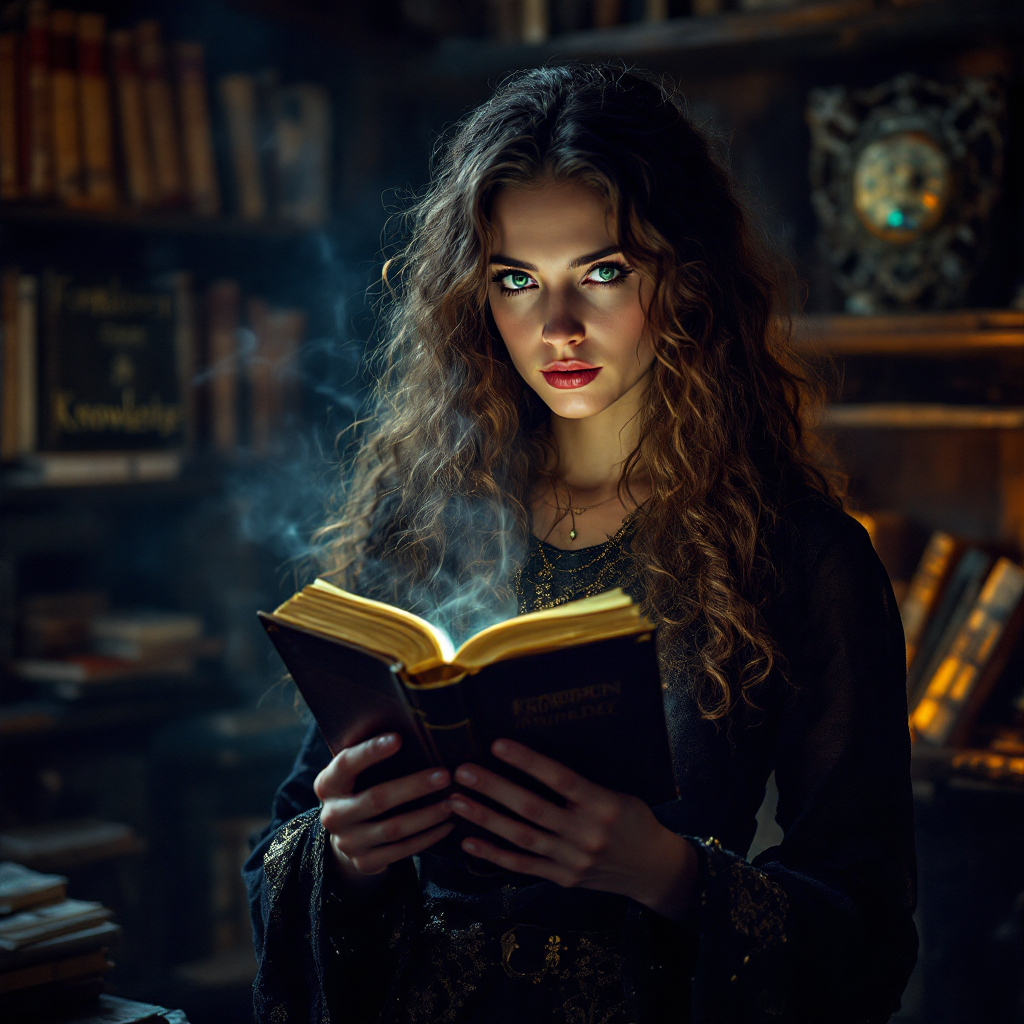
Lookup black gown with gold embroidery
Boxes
[243,496,918,1024]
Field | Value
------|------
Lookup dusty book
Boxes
[259,583,677,828]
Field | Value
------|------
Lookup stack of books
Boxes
[0,4,331,226]
[900,531,1024,753]
[0,861,120,1019]
[9,605,215,700]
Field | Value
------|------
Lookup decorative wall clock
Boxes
[807,73,1004,312]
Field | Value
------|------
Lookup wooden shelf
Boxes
[0,204,313,238]
[795,310,1024,356]
[423,0,1022,77]
[821,404,1024,429]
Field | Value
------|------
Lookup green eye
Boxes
[503,272,532,290]
[588,265,620,283]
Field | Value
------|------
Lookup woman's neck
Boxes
[548,374,646,502]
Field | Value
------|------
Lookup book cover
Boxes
[24,0,50,199]
[899,530,959,668]
[49,8,80,204]
[109,28,153,207]
[0,820,142,873]
[40,273,183,451]
[173,42,219,217]
[272,83,329,227]
[135,21,183,207]
[0,947,110,995]
[219,74,265,221]
[206,279,239,452]
[911,558,1024,747]
[76,13,116,209]
[0,921,120,971]
[259,584,677,846]
[906,547,992,709]
[0,32,18,199]
[0,898,111,951]
[0,862,66,916]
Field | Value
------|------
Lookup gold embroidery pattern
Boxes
[397,912,488,1024]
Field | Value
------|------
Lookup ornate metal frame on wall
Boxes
[807,73,1004,312]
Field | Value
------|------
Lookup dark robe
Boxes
[243,496,918,1023]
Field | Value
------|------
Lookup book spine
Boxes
[135,20,183,207]
[273,84,330,227]
[645,0,669,20]
[172,272,197,451]
[0,948,110,996]
[109,29,153,207]
[1,268,20,460]
[911,558,1024,746]
[25,0,51,199]
[0,33,19,199]
[16,274,37,455]
[246,296,271,456]
[174,42,220,217]
[401,677,480,767]
[900,531,958,668]
[521,0,549,42]
[593,0,622,28]
[219,73,265,221]
[266,307,304,437]
[76,13,117,209]
[48,8,80,204]
[206,280,239,453]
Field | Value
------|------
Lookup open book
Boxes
[259,582,677,861]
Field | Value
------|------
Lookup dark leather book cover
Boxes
[260,614,676,807]
[40,272,184,451]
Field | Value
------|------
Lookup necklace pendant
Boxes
[569,528,577,541]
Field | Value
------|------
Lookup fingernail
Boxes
[492,739,510,756]
[463,839,479,853]
[456,766,477,785]
[377,734,396,747]
[429,769,449,787]
[450,796,469,811]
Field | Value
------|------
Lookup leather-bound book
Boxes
[0,33,18,199]
[24,0,50,199]
[48,8,80,203]
[110,28,154,207]
[260,584,676,862]
[899,530,961,671]
[135,20,183,207]
[173,41,219,216]
[76,13,117,209]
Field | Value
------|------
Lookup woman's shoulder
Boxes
[772,492,881,595]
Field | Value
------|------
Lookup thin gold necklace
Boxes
[559,488,619,543]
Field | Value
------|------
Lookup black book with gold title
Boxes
[259,582,677,847]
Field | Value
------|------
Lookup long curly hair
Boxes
[318,64,836,720]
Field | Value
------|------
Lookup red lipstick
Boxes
[540,360,601,390]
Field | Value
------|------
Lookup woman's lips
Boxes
[540,363,601,389]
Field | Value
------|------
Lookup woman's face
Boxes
[488,180,654,421]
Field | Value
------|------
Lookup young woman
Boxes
[244,64,916,1024]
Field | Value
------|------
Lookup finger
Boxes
[314,733,402,801]
[449,795,589,870]
[335,798,453,853]
[348,821,454,876]
[460,836,580,887]
[321,766,450,832]
[489,739,596,805]
[453,763,566,834]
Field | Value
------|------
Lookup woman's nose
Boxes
[541,293,585,349]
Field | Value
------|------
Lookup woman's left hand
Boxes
[450,738,699,922]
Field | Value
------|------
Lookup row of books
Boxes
[0,268,306,481]
[0,4,330,225]
[0,860,120,1018]
[452,0,811,42]
[7,595,216,699]
[899,531,1024,748]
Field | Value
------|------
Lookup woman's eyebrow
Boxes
[488,245,623,272]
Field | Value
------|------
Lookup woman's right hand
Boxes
[313,732,453,880]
